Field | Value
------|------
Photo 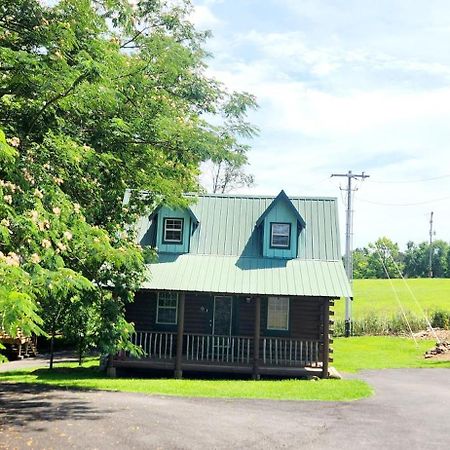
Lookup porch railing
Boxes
[131,331,176,360]
[185,333,252,364]
[262,337,320,367]
[124,331,321,368]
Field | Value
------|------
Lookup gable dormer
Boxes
[155,205,198,254]
[256,190,306,259]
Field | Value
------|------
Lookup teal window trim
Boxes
[156,291,178,325]
[267,296,290,331]
[162,217,184,244]
[270,222,291,249]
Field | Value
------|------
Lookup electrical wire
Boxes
[369,174,450,184]
[385,249,441,344]
[374,244,418,347]
[357,195,450,207]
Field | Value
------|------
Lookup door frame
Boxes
[212,295,233,336]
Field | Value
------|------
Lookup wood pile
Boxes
[424,341,450,359]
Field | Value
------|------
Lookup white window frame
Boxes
[163,218,184,244]
[267,296,290,331]
[270,222,291,248]
[156,291,178,325]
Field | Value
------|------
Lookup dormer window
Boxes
[270,223,291,248]
[163,218,184,243]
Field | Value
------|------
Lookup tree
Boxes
[366,237,404,279]
[0,1,256,360]
[352,247,370,279]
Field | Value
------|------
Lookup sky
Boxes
[192,0,450,250]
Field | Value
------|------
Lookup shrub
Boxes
[430,310,450,329]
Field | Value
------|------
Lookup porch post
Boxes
[252,296,261,380]
[322,298,330,379]
[174,292,185,379]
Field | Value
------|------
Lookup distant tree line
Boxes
[352,237,450,279]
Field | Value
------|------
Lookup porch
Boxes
[114,330,324,377]
[115,292,334,378]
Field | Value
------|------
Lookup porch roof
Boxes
[142,254,352,298]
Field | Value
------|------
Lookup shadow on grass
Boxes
[0,381,116,430]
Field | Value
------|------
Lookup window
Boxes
[270,223,291,248]
[156,292,178,324]
[163,218,183,243]
[267,297,289,330]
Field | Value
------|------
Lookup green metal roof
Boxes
[143,254,351,298]
[137,193,343,260]
[135,192,351,298]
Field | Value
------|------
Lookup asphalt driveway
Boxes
[0,368,449,449]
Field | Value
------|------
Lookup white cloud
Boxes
[197,2,450,248]
[190,3,222,29]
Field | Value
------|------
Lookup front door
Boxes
[212,296,232,335]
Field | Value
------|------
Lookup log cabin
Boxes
[113,190,351,378]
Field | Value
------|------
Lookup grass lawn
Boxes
[0,360,371,401]
[334,336,450,372]
[334,278,450,319]
[1,336,448,401]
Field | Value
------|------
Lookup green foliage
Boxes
[430,310,450,329]
[0,0,256,360]
[353,237,403,279]
[354,237,450,279]
[334,314,428,337]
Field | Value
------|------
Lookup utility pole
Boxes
[331,170,370,337]
[428,211,434,278]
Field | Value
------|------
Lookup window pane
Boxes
[271,223,290,248]
[267,297,289,330]
[272,235,289,247]
[272,223,289,235]
[165,229,182,241]
[164,218,183,242]
[158,308,176,324]
[157,292,178,324]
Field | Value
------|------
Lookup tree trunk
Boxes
[49,325,55,370]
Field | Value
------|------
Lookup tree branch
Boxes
[26,71,90,137]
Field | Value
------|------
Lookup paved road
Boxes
[0,369,449,449]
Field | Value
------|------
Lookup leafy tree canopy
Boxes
[0,0,257,359]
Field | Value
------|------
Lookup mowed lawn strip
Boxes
[334,336,450,372]
[335,278,450,319]
[0,362,371,401]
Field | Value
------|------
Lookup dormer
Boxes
[256,190,306,259]
[155,205,199,254]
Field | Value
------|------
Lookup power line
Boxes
[330,170,369,337]
[369,174,450,184]
[357,195,450,207]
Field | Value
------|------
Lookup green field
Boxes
[335,278,450,319]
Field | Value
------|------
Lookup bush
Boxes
[431,310,450,329]
[334,313,428,337]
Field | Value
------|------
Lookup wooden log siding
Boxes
[184,293,212,334]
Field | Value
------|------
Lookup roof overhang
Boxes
[142,254,352,298]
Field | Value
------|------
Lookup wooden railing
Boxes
[185,334,252,364]
[125,332,321,368]
[131,331,176,360]
[262,337,320,367]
